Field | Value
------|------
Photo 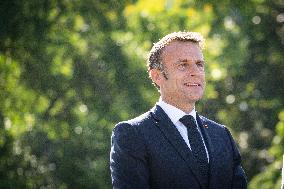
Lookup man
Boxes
[110,32,247,189]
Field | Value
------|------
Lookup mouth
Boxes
[184,82,201,87]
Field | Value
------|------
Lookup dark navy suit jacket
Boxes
[110,105,247,189]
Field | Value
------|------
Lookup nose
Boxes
[188,64,203,76]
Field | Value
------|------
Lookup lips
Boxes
[184,82,201,87]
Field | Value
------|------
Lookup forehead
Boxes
[161,40,203,62]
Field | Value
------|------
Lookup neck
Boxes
[161,96,195,114]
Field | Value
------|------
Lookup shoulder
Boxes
[198,114,232,135]
[113,110,153,134]
[198,114,238,144]
[199,114,225,129]
[111,111,153,151]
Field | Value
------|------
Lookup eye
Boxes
[196,61,204,68]
[177,63,188,70]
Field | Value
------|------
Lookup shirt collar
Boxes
[157,98,196,125]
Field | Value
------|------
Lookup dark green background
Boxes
[0,0,283,188]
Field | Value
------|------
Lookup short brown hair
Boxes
[147,31,205,71]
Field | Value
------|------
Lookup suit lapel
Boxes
[196,113,215,161]
[150,105,207,189]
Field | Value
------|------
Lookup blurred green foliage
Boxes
[0,0,283,188]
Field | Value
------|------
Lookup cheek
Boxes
[200,73,206,82]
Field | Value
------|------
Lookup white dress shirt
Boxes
[157,98,209,162]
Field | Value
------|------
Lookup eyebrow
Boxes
[174,59,189,64]
[175,59,205,64]
[197,60,205,64]
[177,58,188,62]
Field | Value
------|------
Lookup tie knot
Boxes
[179,115,196,128]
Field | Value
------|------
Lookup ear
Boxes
[149,69,162,87]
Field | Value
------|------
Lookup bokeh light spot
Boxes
[74,126,83,135]
[276,13,284,23]
[226,94,236,104]
[252,16,261,24]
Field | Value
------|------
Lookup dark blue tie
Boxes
[179,115,209,179]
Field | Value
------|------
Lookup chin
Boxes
[187,95,203,102]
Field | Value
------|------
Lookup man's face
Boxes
[152,41,205,108]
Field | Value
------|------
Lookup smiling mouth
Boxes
[184,83,201,87]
